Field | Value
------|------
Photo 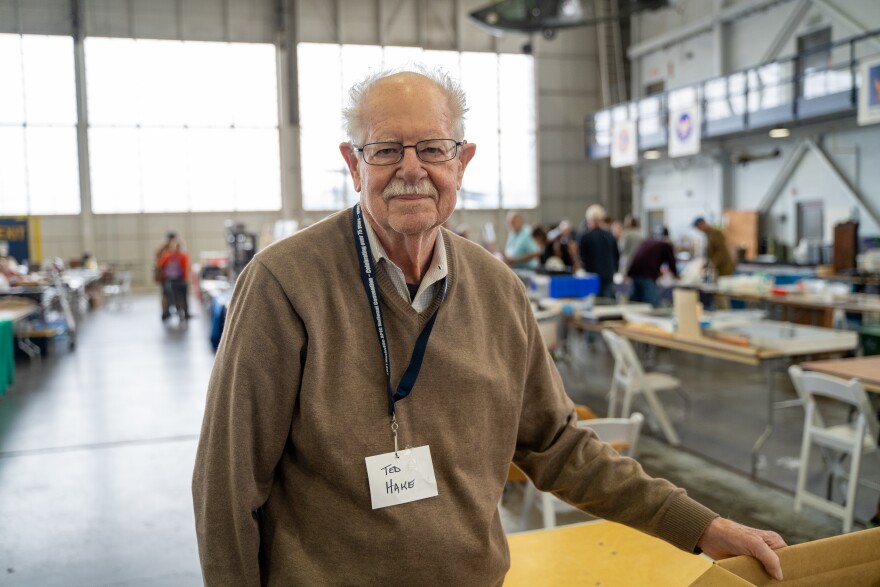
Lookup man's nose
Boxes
[397,147,428,182]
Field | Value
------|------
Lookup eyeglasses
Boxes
[354,139,466,166]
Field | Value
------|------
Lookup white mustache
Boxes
[382,179,439,202]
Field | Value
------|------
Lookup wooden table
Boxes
[614,323,858,477]
[701,287,880,328]
[799,356,880,393]
[505,520,711,586]
[0,305,40,324]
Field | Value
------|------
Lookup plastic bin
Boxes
[548,275,600,298]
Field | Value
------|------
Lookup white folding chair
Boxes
[601,329,681,446]
[518,412,645,530]
[789,365,880,533]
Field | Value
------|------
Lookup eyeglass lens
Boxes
[362,139,458,165]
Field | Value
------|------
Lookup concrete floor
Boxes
[1,292,877,586]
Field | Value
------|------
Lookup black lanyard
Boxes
[351,204,447,416]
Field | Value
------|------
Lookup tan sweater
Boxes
[192,208,717,586]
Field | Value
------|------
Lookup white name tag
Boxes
[364,445,439,509]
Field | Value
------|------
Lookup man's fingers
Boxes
[753,538,784,581]
[696,519,788,581]
[761,530,787,551]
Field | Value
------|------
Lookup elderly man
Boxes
[578,204,619,299]
[192,68,784,585]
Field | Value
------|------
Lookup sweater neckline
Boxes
[373,228,455,325]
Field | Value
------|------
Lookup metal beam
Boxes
[806,139,880,228]
[628,0,794,59]
[760,0,811,64]
[811,0,880,52]
[72,0,95,257]
[417,0,426,49]
[377,0,385,46]
[334,0,342,44]
[757,139,809,213]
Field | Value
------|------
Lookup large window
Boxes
[297,43,537,210]
[85,38,281,213]
[0,34,80,216]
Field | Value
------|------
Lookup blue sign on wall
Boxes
[0,217,33,265]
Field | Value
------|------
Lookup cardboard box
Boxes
[690,527,880,586]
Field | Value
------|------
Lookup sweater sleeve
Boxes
[511,291,717,552]
[192,259,305,586]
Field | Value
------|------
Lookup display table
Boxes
[699,286,880,328]
[614,321,858,477]
[799,356,880,393]
[505,520,711,586]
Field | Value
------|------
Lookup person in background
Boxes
[80,252,99,271]
[694,217,736,309]
[0,256,20,288]
[503,211,541,269]
[618,213,645,274]
[192,67,785,585]
[155,232,178,320]
[531,225,551,267]
[577,204,619,298]
[627,227,679,307]
[693,217,735,279]
[157,238,191,321]
[545,220,578,272]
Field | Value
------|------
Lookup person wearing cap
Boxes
[192,67,785,585]
[693,217,736,279]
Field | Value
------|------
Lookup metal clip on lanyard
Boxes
[351,204,447,457]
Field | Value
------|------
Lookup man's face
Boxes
[340,73,476,238]
[507,213,523,232]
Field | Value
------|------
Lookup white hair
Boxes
[342,65,469,144]
[585,204,607,224]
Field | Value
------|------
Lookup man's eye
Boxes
[375,147,399,156]
[420,147,441,155]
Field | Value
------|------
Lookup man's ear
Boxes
[456,142,477,190]
[339,142,362,192]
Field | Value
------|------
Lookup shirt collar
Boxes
[362,215,448,292]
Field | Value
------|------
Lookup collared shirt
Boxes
[504,225,540,269]
[363,218,447,313]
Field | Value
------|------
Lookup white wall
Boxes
[630,0,880,256]
[1,0,606,283]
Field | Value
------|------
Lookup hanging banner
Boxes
[857,55,880,126]
[0,217,40,266]
[668,105,701,158]
[610,120,637,168]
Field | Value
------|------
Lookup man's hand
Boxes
[696,517,787,581]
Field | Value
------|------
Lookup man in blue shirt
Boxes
[503,212,540,269]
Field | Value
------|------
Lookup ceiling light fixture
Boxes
[769,127,790,138]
